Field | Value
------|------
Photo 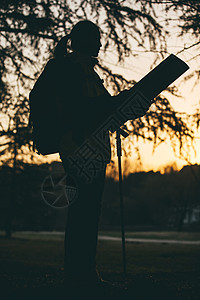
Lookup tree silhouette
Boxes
[138,0,200,81]
[0,0,194,163]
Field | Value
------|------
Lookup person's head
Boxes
[54,20,101,58]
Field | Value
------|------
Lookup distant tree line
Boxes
[101,164,200,231]
[0,161,200,234]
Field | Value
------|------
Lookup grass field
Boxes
[0,232,200,299]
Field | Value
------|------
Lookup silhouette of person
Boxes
[53,20,127,289]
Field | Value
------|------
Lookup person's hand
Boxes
[119,89,130,97]
[112,89,130,109]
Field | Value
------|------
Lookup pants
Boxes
[60,154,106,278]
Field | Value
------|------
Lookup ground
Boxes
[0,232,200,299]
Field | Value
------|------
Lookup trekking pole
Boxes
[116,128,129,276]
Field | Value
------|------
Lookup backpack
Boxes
[28,58,63,155]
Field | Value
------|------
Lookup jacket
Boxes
[58,51,112,164]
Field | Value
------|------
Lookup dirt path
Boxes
[99,236,200,245]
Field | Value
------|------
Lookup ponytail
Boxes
[54,34,71,59]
